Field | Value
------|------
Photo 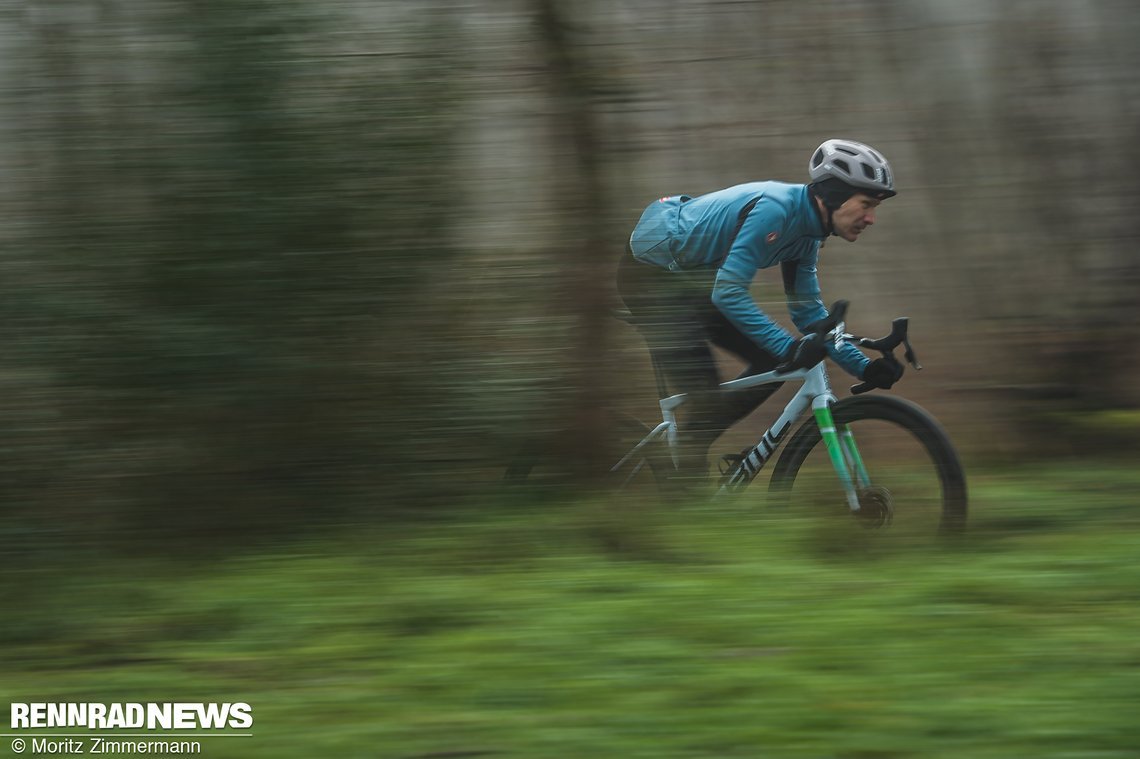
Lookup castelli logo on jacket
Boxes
[766,231,779,244]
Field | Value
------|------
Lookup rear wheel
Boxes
[503,412,671,502]
[769,395,967,534]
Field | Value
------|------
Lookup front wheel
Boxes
[769,395,968,534]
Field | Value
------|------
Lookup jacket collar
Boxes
[799,184,828,239]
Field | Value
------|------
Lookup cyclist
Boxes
[618,138,905,488]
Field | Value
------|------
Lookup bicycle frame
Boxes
[610,362,870,511]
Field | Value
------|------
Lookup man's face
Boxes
[831,193,882,242]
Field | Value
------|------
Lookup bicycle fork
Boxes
[813,400,871,513]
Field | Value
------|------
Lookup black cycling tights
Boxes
[617,253,782,473]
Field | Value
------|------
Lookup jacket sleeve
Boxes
[780,253,870,378]
[710,200,798,359]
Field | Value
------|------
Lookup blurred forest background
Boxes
[1,0,1138,545]
[4,3,1140,757]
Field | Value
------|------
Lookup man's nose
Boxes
[864,210,876,225]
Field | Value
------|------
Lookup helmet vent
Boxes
[837,146,859,156]
[834,159,852,174]
[812,149,825,167]
[861,163,877,180]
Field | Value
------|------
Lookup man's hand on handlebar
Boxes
[861,355,905,390]
[847,315,920,395]
[772,300,921,393]
[775,335,828,374]
[775,299,850,374]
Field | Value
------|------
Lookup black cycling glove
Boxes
[776,335,828,374]
[862,356,905,389]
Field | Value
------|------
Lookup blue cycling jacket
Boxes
[628,181,868,377]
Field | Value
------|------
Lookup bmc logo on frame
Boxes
[10,702,253,730]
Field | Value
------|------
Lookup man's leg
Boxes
[616,254,784,479]
[616,255,723,479]
[697,306,786,437]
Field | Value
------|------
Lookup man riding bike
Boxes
[617,138,906,489]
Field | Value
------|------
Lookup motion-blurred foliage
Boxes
[1,0,1138,547]
[2,0,463,542]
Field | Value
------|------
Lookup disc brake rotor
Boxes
[855,485,894,528]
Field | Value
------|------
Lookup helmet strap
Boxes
[809,179,864,237]
[808,184,840,236]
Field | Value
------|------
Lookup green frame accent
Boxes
[813,406,862,510]
[839,426,871,489]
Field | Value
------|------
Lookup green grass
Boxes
[3,462,1140,758]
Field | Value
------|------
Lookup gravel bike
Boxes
[627,300,966,531]
[506,301,967,534]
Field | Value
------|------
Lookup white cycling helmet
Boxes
[809,139,896,200]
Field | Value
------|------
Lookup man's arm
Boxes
[710,200,798,359]
[781,254,869,377]
[712,269,799,359]
[706,198,807,357]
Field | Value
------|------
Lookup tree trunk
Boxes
[533,0,614,485]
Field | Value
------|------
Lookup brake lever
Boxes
[845,315,921,393]
[903,336,922,370]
